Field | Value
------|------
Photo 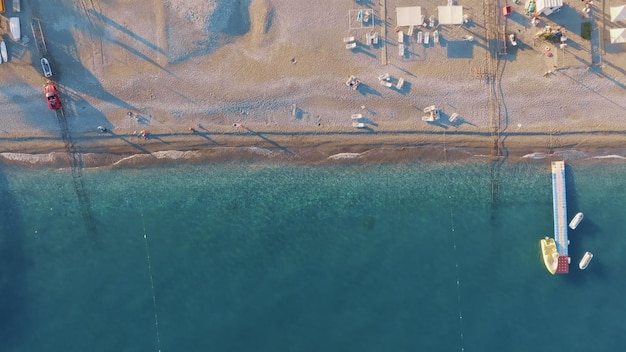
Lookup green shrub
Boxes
[581,22,592,40]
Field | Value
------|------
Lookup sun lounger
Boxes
[398,31,404,43]
[372,32,379,45]
[423,105,436,113]
[378,73,390,81]
[399,44,405,56]
[417,31,423,43]
[424,32,430,45]
[379,80,393,88]
[346,42,357,49]
[365,33,372,45]
[434,30,439,43]
[343,36,355,43]
[408,25,415,37]
[353,122,366,128]
[422,115,435,122]
[351,114,363,120]
[396,78,405,89]
[449,113,459,122]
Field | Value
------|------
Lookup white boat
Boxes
[10,17,21,41]
[579,251,593,270]
[569,212,584,230]
[540,237,559,274]
[41,58,53,77]
[0,41,5,64]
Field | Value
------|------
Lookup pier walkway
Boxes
[551,161,569,273]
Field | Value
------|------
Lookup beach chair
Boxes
[379,80,393,88]
[372,32,379,45]
[424,32,430,45]
[408,25,415,37]
[343,36,355,43]
[423,105,436,113]
[399,44,405,56]
[353,122,366,128]
[396,78,405,89]
[417,31,423,44]
[351,114,363,120]
[378,73,390,81]
[346,42,357,49]
[365,33,372,46]
[449,113,459,122]
[434,30,439,43]
[398,31,404,43]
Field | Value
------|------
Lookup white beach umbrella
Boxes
[609,28,626,43]
[610,5,626,22]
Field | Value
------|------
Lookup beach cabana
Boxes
[396,6,423,27]
[610,6,626,22]
[609,28,626,43]
[437,6,464,25]
[534,0,563,16]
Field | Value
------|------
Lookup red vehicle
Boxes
[44,81,62,110]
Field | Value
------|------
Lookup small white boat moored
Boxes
[10,17,21,42]
[579,251,593,270]
[41,58,53,77]
[569,212,584,230]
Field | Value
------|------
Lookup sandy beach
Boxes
[0,0,625,167]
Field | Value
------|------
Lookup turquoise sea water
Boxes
[1,159,625,351]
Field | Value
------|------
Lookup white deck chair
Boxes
[434,30,439,43]
[351,114,363,120]
[398,31,404,43]
[346,42,357,49]
[424,32,430,45]
[343,36,355,43]
[417,31,423,43]
[407,25,415,37]
[399,44,405,56]
[449,113,459,122]
[379,80,393,88]
[396,78,405,89]
[372,32,379,45]
[353,122,366,128]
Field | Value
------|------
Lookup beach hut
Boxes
[396,6,424,27]
[610,6,626,22]
[609,28,626,44]
[534,0,563,16]
[437,6,464,25]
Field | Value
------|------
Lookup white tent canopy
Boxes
[610,5,626,22]
[535,0,563,15]
[437,5,464,25]
[396,6,423,27]
[609,28,626,43]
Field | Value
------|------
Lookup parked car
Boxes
[41,58,53,77]
[44,81,62,110]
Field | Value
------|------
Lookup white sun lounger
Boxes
[372,32,379,45]
[379,80,393,88]
[351,114,363,120]
[396,78,405,89]
[417,31,423,44]
[434,30,439,43]
[424,32,430,45]
[398,31,404,43]
[353,122,366,128]
[408,25,415,37]
[346,42,357,49]
[399,44,405,56]
[343,36,355,43]
[449,113,459,122]
[378,73,390,81]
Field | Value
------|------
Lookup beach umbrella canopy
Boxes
[396,6,423,27]
[437,6,464,25]
[610,5,626,22]
[609,28,626,43]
